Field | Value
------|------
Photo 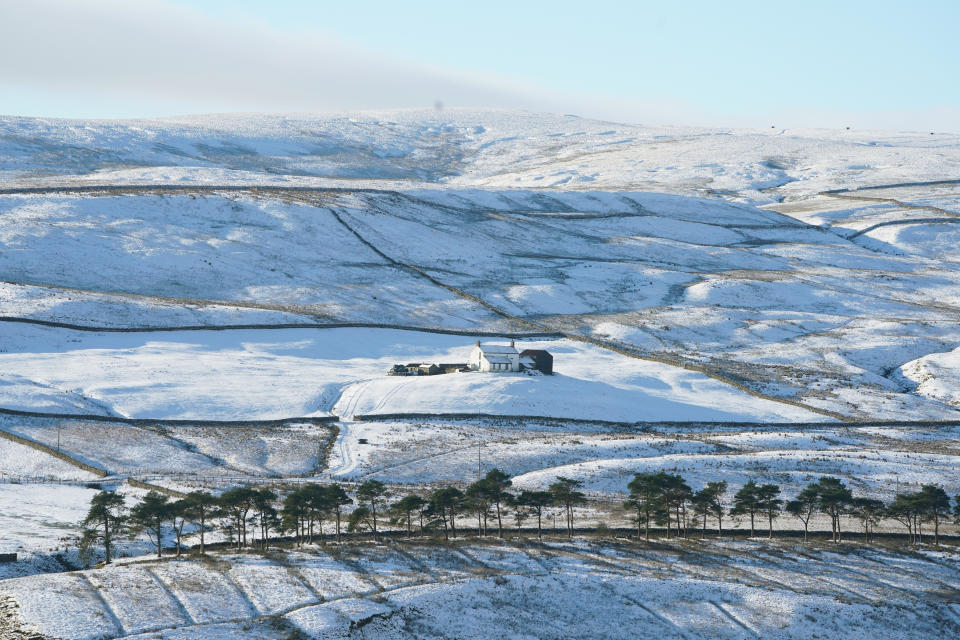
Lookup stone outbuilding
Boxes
[519,349,554,374]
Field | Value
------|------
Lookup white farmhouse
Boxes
[469,340,521,372]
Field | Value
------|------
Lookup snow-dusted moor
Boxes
[1,110,960,639]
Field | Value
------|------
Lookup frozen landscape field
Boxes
[0,109,959,638]
[3,539,959,640]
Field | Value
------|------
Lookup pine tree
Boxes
[356,480,388,540]
[731,480,761,538]
[849,497,884,543]
[80,490,126,565]
[129,491,171,558]
[182,490,217,554]
[427,487,465,540]
[549,477,587,539]
[815,477,852,543]
[625,472,666,541]
[755,484,782,539]
[390,494,427,538]
[786,484,819,542]
[517,490,553,541]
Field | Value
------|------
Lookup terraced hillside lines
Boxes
[3,541,959,639]
[288,189,848,422]
[821,187,960,219]
[0,277,331,321]
[0,183,954,422]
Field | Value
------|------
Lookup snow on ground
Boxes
[3,419,224,475]
[0,192,503,329]
[2,540,959,639]
[3,109,960,636]
[85,565,190,635]
[171,422,332,476]
[901,345,960,408]
[510,448,960,498]
[5,110,960,202]
[327,420,716,482]
[1,181,960,418]
[0,436,99,481]
[322,419,959,503]
[0,282,315,329]
[0,484,98,556]
[0,325,822,422]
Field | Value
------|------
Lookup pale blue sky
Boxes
[1,0,958,130]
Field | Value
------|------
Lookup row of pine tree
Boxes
[79,471,957,564]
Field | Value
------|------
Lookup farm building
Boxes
[469,340,521,372]
[520,349,554,374]
[469,341,553,374]
[387,362,467,376]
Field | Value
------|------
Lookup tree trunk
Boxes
[104,519,112,564]
[803,519,808,542]
[768,511,773,539]
[496,502,503,538]
[749,512,755,538]
[199,513,206,554]
[537,511,543,541]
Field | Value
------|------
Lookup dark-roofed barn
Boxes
[519,349,553,374]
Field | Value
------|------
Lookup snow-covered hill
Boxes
[1,110,960,419]
[3,540,958,640]
[4,109,960,200]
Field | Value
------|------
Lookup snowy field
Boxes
[0,325,821,422]
[1,110,960,636]
[325,419,960,500]
[2,539,958,639]
[1,183,960,419]
[4,110,960,201]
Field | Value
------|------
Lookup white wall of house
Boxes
[469,342,520,372]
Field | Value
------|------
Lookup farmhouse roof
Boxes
[479,344,518,354]
[484,355,515,364]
